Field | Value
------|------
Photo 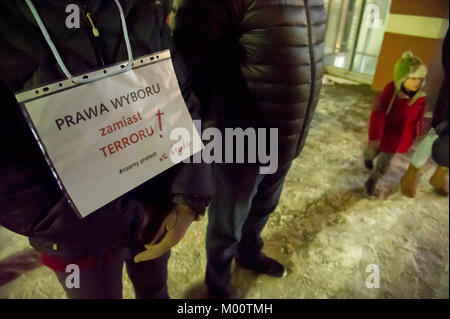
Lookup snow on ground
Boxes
[0,80,448,299]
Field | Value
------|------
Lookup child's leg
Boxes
[365,152,394,195]
[375,152,394,175]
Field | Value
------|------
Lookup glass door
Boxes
[324,0,391,82]
[324,0,365,70]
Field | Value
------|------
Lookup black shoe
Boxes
[236,255,285,277]
[364,159,374,170]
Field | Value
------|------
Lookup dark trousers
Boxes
[205,161,292,294]
[54,251,170,299]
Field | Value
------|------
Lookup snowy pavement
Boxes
[0,79,448,299]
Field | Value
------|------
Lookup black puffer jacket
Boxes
[174,0,326,165]
[0,0,213,257]
[431,29,449,168]
[431,29,448,129]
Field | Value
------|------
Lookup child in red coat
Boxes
[364,51,428,195]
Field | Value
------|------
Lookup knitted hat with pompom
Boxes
[386,51,427,114]
[394,51,428,91]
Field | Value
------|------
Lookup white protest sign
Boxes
[19,51,203,217]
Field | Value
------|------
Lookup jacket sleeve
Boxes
[369,82,395,142]
[0,80,64,237]
[167,47,214,215]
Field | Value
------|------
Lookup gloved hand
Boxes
[134,204,197,263]
[364,140,380,170]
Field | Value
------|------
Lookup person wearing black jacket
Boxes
[401,30,449,198]
[175,0,326,298]
[0,0,212,299]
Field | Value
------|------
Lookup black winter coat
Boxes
[431,29,449,168]
[0,0,213,257]
[174,0,326,166]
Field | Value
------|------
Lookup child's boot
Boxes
[401,164,421,198]
[429,165,449,196]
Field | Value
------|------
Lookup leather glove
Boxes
[134,204,197,263]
